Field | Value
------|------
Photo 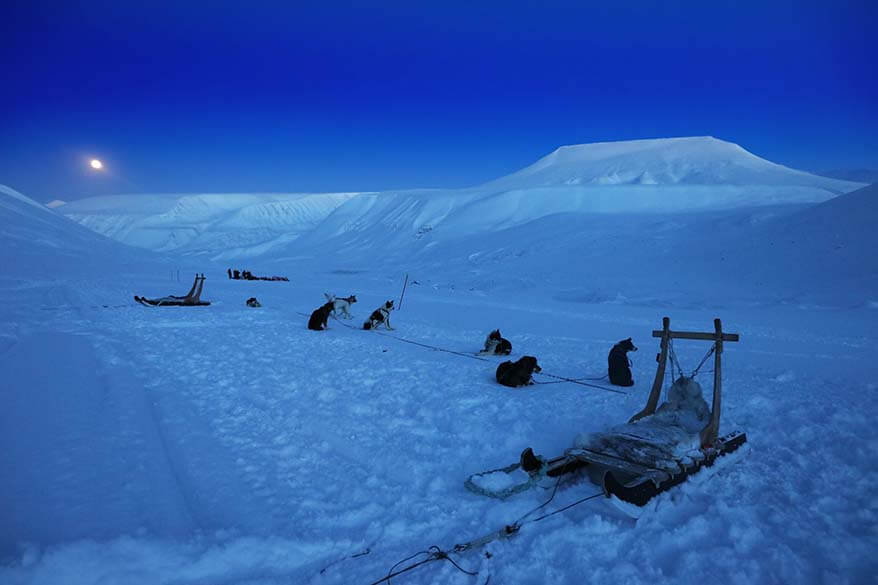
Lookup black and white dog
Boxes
[479,329,512,355]
[496,356,542,387]
[363,300,394,330]
[308,300,334,331]
[608,337,637,386]
[324,293,357,319]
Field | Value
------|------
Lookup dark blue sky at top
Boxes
[2,0,876,201]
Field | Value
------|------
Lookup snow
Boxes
[61,192,360,257]
[1,150,877,585]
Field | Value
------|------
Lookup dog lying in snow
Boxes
[496,356,542,387]
[308,300,334,330]
[363,300,394,330]
[608,337,637,386]
[479,329,512,355]
[324,293,357,319]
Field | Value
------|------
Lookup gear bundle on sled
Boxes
[465,317,747,507]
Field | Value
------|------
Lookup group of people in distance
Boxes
[227,268,289,281]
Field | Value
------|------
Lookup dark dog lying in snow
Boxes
[479,329,512,355]
[364,300,394,330]
[308,300,334,330]
[608,337,637,386]
[496,356,542,387]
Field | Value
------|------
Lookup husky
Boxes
[364,300,394,330]
[608,337,637,386]
[308,301,334,331]
[479,329,512,355]
[324,293,357,319]
[496,356,542,387]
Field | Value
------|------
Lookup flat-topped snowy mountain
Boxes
[483,136,859,191]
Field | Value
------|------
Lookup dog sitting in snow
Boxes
[496,356,542,387]
[308,300,334,331]
[324,293,357,319]
[607,337,637,386]
[479,329,512,355]
[363,300,394,330]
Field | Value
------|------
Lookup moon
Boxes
[90,159,104,170]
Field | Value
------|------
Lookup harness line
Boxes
[311,311,625,394]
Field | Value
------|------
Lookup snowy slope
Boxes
[62,192,360,257]
[0,185,155,277]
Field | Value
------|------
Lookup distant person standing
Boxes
[227,268,232,279]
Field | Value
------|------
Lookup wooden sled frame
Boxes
[629,317,739,447]
[471,317,745,505]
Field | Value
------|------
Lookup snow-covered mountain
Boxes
[482,136,859,191]
[62,192,360,258]
[62,138,865,261]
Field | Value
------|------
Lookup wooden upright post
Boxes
[699,319,724,447]
[629,316,670,423]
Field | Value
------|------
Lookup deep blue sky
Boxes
[2,1,876,201]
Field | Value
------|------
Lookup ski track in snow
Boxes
[1,273,876,585]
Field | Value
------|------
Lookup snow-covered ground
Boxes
[2,267,875,584]
[1,138,876,584]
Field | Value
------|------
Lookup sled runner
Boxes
[465,317,746,507]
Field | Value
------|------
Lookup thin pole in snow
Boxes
[398,273,409,309]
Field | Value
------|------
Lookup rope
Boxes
[374,469,604,583]
[691,344,716,378]
[298,310,626,395]
[667,338,716,380]
[533,372,627,395]
[369,546,478,585]
[319,547,371,575]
